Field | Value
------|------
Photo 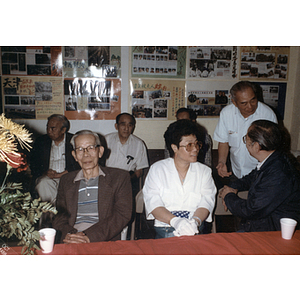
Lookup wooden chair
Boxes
[121,190,144,240]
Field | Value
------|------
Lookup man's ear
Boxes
[254,142,261,152]
[114,123,118,131]
[98,146,105,158]
[72,150,78,161]
[61,127,67,134]
[231,98,237,107]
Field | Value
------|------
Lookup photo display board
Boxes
[130,79,185,120]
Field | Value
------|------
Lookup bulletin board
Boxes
[253,81,287,120]
[131,46,186,78]
[239,46,290,80]
[188,46,238,79]
[64,78,121,120]
[186,81,234,118]
[0,46,290,121]
[2,76,64,119]
[0,46,122,120]
[1,46,62,76]
[130,79,185,120]
[63,46,121,78]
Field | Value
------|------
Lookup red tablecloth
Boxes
[5,230,300,255]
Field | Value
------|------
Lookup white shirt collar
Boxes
[51,133,66,147]
[257,151,274,170]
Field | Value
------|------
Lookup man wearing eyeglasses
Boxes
[52,130,132,243]
[30,114,80,205]
[213,81,277,182]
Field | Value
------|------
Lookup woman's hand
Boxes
[170,217,197,236]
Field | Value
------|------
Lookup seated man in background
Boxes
[30,114,80,205]
[52,130,132,243]
[105,112,149,186]
[219,120,300,232]
[105,112,149,238]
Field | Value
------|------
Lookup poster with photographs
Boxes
[253,82,286,120]
[2,76,63,119]
[240,46,289,80]
[186,81,234,117]
[64,78,121,120]
[188,46,237,78]
[130,79,185,120]
[131,46,186,78]
[1,46,62,76]
[63,46,121,78]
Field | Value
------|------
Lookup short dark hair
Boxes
[176,107,197,121]
[116,113,136,126]
[164,119,201,158]
[247,120,281,151]
[230,81,257,101]
[47,114,70,132]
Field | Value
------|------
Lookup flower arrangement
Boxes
[0,114,57,255]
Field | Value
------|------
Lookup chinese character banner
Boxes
[2,76,63,119]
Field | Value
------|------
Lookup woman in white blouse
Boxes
[143,119,216,239]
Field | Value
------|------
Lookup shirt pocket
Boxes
[228,131,239,148]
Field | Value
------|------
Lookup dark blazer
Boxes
[30,132,80,183]
[52,166,133,243]
[225,151,300,232]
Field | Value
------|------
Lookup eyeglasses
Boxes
[243,135,255,146]
[75,145,99,154]
[179,141,202,152]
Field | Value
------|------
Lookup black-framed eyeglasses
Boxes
[75,145,99,154]
[179,141,202,152]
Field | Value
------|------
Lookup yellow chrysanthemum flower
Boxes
[0,114,32,166]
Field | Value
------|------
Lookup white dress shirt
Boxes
[105,132,149,172]
[143,158,216,227]
[213,102,277,178]
[49,135,66,173]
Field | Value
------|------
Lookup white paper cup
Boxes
[39,228,56,253]
[280,218,297,240]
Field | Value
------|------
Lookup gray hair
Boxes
[230,81,257,101]
[70,130,101,149]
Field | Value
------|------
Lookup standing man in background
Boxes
[213,81,277,185]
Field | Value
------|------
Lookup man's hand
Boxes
[63,232,90,244]
[216,162,232,178]
[219,185,238,211]
[46,169,68,179]
[46,169,57,179]
[219,185,238,199]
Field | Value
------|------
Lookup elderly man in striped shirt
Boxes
[53,130,132,244]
